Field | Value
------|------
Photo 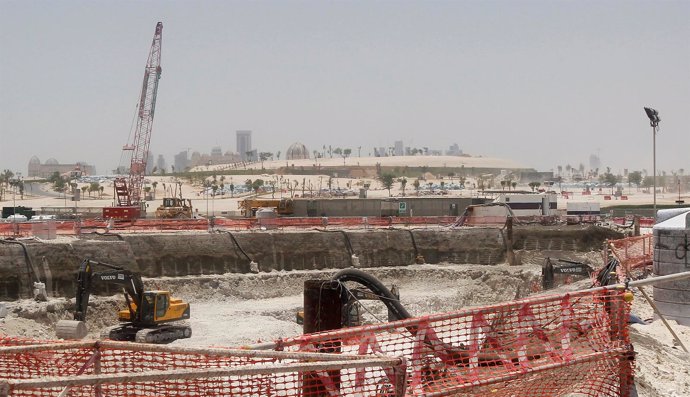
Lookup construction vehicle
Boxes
[156,197,193,219]
[239,198,294,217]
[103,22,163,220]
[156,184,193,219]
[55,259,191,344]
[541,257,593,290]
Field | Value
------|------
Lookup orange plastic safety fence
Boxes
[275,289,634,397]
[0,340,404,397]
[608,235,653,280]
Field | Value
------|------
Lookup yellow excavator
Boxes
[56,259,191,344]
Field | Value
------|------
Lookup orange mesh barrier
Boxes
[0,340,405,396]
[608,235,653,276]
[0,289,633,396]
[269,289,635,397]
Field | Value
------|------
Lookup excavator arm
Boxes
[73,259,145,322]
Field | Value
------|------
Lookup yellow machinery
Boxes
[239,198,294,217]
[155,197,193,218]
[56,259,191,344]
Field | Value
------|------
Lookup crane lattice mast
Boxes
[117,22,163,207]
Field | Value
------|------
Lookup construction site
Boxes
[2,16,690,397]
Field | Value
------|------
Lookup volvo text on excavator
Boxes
[55,259,191,344]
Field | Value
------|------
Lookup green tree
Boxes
[259,152,272,169]
[342,148,352,165]
[89,182,100,198]
[399,177,408,196]
[413,179,420,195]
[52,175,67,193]
[252,179,264,194]
[379,173,395,196]
[245,179,253,192]
[628,171,642,191]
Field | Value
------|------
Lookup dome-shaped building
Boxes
[286,142,310,160]
[45,158,59,165]
[28,156,42,177]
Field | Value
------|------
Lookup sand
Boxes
[2,175,686,220]
[1,263,688,396]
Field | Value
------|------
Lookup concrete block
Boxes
[0,303,7,318]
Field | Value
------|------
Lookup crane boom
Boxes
[106,22,163,219]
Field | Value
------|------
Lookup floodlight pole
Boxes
[644,107,660,216]
[652,123,657,215]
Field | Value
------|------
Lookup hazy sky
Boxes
[1,1,688,176]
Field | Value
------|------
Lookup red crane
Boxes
[104,22,163,220]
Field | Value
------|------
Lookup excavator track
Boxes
[100,323,192,344]
[135,325,192,344]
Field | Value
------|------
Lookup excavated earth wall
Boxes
[0,226,622,300]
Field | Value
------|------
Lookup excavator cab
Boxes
[117,291,190,326]
[56,259,191,344]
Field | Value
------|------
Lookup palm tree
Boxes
[89,182,99,198]
[343,148,351,165]
[378,173,395,196]
[399,177,407,196]
[413,179,420,195]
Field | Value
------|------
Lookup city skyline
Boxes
[1,1,688,176]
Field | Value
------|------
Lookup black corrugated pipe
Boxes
[387,227,424,264]
[219,230,258,273]
[0,239,46,300]
[331,268,411,320]
[315,229,358,267]
[91,231,124,240]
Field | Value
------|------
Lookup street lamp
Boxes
[644,107,660,215]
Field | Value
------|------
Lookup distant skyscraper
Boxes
[446,143,463,156]
[174,151,189,173]
[236,130,252,161]
[394,140,403,156]
[589,154,601,171]
[156,154,167,173]
[145,151,154,175]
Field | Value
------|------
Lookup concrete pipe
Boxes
[55,320,88,340]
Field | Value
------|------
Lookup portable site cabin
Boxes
[493,193,558,216]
